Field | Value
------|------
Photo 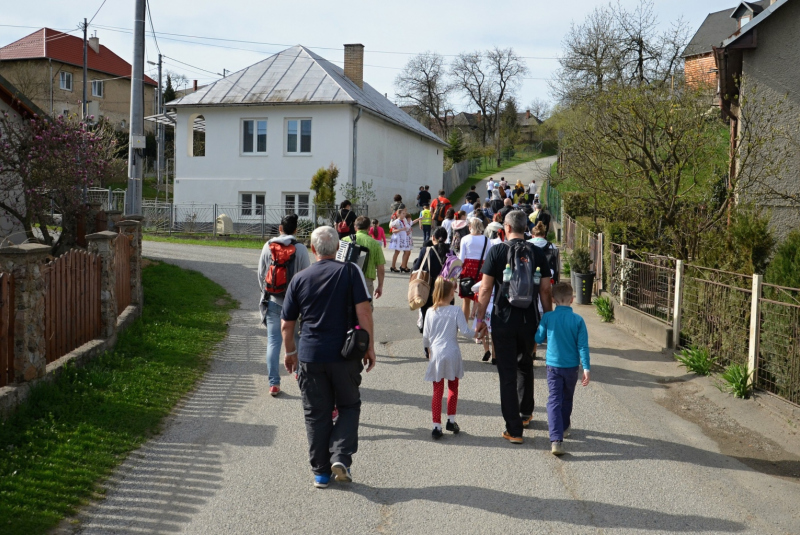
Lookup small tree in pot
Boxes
[571,247,595,305]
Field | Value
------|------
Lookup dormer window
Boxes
[739,14,751,28]
[731,2,762,29]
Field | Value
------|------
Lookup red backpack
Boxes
[264,240,297,296]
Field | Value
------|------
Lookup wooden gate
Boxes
[44,250,102,364]
[115,233,132,315]
[0,273,14,387]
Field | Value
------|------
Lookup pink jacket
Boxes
[369,226,386,247]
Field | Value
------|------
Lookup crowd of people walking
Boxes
[258,179,589,490]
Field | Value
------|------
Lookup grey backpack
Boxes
[505,241,537,309]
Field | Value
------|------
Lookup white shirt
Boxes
[458,234,491,261]
[487,181,494,191]
[528,182,537,194]
[441,218,454,243]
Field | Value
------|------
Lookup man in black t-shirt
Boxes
[465,185,480,205]
[418,186,432,207]
[475,210,552,444]
[282,226,376,488]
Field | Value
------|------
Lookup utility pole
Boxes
[148,54,164,188]
[126,0,146,216]
[82,18,88,119]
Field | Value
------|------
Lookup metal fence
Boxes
[562,214,603,292]
[87,188,126,212]
[758,284,800,404]
[442,159,481,198]
[543,180,562,225]
[141,202,368,239]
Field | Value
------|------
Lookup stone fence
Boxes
[0,218,143,418]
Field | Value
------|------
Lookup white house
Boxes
[156,44,446,222]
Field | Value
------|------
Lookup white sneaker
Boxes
[551,441,565,456]
[331,462,352,483]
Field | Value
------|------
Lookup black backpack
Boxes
[505,241,538,310]
[451,226,470,254]
[542,241,560,283]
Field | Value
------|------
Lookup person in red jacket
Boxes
[430,190,452,227]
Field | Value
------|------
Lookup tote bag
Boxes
[408,247,433,310]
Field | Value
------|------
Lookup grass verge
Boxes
[0,262,236,534]
[143,234,266,249]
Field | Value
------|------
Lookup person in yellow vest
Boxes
[419,203,433,242]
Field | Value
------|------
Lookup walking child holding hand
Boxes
[423,277,474,439]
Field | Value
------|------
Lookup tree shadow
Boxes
[337,484,746,532]
[593,346,672,363]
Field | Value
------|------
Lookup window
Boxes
[284,193,310,216]
[59,72,72,91]
[242,119,267,154]
[91,80,103,98]
[241,192,265,217]
[286,119,311,154]
[187,114,205,157]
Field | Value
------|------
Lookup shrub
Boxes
[571,247,593,274]
[717,363,752,399]
[594,296,614,322]
[563,192,591,217]
[766,230,800,288]
[675,346,717,376]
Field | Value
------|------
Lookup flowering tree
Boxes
[0,110,117,253]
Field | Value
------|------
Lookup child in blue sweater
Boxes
[534,282,591,456]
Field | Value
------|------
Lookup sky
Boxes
[1,0,738,112]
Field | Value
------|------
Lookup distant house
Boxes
[153,44,446,220]
[0,28,157,130]
[682,1,768,89]
[715,0,800,238]
[517,110,543,144]
[0,73,45,242]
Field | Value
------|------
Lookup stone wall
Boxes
[0,219,143,418]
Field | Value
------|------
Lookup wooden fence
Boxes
[115,233,132,314]
[0,273,13,387]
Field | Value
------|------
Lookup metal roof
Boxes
[722,0,789,47]
[166,45,446,146]
[682,0,769,57]
[144,110,205,131]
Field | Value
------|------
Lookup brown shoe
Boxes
[502,431,523,444]
[521,415,533,428]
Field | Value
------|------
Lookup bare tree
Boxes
[451,51,495,146]
[3,61,49,102]
[487,47,529,159]
[527,98,552,122]
[394,52,454,137]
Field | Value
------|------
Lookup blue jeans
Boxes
[546,365,579,442]
[422,225,431,242]
[265,300,299,387]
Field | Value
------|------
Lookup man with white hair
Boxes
[281,226,376,489]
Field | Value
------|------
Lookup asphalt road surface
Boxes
[76,166,798,534]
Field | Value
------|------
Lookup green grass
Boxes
[143,234,267,249]
[675,345,717,376]
[0,262,235,534]
[717,363,752,399]
[593,296,614,322]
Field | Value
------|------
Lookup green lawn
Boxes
[0,262,235,534]
[143,234,266,249]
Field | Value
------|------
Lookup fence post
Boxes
[620,245,627,306]
[87,231,118,340]
[597,233,604,293]
[169,204,173,236]
[672,260,684,350]
[747,274,763,390]
[312,204,317,230]
[0,244,51,383]
[116,218,143,306]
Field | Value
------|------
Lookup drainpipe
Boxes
[352,106,362,188]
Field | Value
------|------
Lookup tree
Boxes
[451,51,495,147]
[310,163,338,208]
[527,98,551,122]
[444,129,466,163]
[163,74,176,104]
[487,48,529,160]
[0,111,118,253]
[499,97,521,153]
[394,52,454,137]
[339,180,377,208]
[4,61,49,102]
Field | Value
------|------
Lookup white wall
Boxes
[173,104,353,207]
[173,103,444,222]
[357,111,444,220]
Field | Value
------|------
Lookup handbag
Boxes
[459,236,488,298]
[341,264,370,361]
[408,247,433,310]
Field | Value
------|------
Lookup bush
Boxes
[571,247,593,274]
[563,191,591,217]
[593,296,614,322]
[766,230,800,288]
[675,346,717,376]
[717,363,752,399]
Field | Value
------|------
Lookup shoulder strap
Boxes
[429,246,442,266]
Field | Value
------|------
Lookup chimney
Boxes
[193,80,198,92]
[343,44,364,89]
[526,110,531,119]
[88,33,100,54]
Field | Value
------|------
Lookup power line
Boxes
[163,56,221,77]
[88,0,108,26]
[145,0,160,55]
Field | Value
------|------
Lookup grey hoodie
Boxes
[257,235,311,323]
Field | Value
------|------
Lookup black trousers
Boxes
[297,359,363,475]
[492,325,535,437]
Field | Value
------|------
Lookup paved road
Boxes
[451,155,556,207]
[77,166,798,534]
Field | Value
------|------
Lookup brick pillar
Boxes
[117,218,143,306]
[344,44,364,88]
[0,244,51,382]
[106,210,122,232]
[86,231,117,339]
[86,202,105,234]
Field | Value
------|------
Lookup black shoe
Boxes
[446,421,460,434]
[482,351,491,362]
[400,267,411,273]
[424,347,430,359]
[390,267,400,273]
[491,359,497,366]
[432,427,443,439]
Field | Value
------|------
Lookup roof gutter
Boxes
[352,106,362,188]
